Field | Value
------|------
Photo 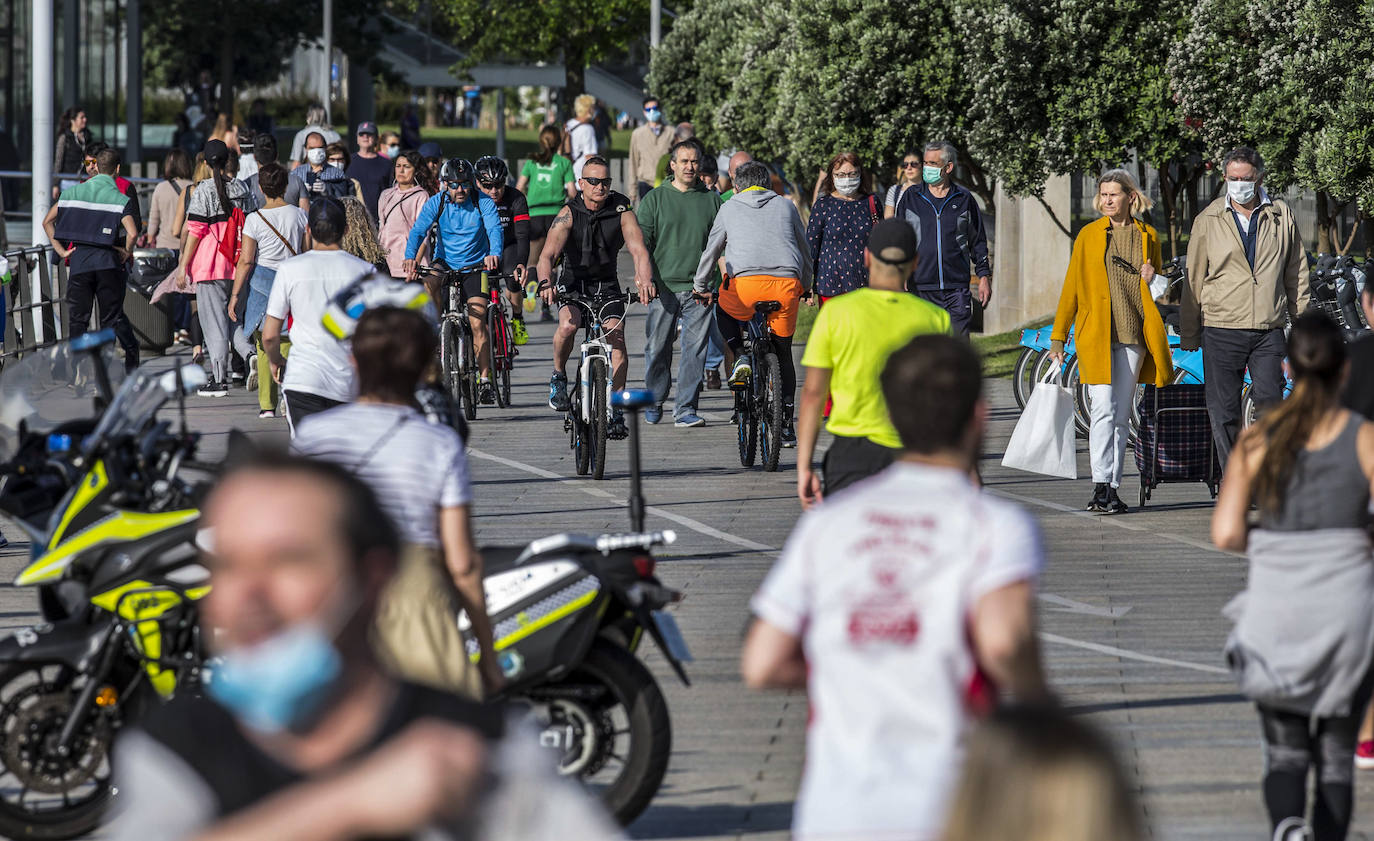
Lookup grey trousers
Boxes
[643,289,710,418]
[196,278,253,383]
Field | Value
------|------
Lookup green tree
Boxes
[421,0,647,115]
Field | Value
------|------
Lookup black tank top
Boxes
[564,191,630,284]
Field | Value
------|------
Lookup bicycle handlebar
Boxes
[414,262,488,279]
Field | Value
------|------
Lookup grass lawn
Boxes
[360,126,635,161]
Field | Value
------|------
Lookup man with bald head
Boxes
[722,151,753,199]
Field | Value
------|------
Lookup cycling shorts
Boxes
[562,278,625,323]
[445,269,489,304]
[719,274,805,338]
[528,214,557,239]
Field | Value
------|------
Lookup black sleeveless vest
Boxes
[564,191,631,284]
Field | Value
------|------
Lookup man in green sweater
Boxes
[637,138,724,426]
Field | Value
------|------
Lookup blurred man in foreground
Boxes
[742,335,1048,839]
[112,454,620,841]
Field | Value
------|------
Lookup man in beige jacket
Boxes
[628,95,675,202]
[1181,146,1308,469]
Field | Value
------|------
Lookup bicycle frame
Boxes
[567,297,624,427]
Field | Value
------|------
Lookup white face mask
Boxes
[306,147,326,166]
[834,176,861,196]
[386,144,400,158]
[1227,179,1257,205]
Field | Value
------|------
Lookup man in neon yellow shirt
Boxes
[797,219,951,507]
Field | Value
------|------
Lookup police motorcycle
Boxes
[326,279,695,826]
[0,330,212,840]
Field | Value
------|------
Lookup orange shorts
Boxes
[718,275,805,338]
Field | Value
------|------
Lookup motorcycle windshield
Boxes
[82,358,204,459]
[0,341,126,462]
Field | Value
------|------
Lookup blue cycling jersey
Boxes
[404,190,504,268]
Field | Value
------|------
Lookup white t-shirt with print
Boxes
[243,205,308,270]
[750,462,1043,841]
[264,249,379,402]
[565,120,599,180]
[292,403,470,546]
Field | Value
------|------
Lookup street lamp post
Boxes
[650,0,661,47]
[321,0,333,122]
[33,0,54,250]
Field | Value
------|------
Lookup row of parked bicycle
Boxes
[1011,252,1370,441]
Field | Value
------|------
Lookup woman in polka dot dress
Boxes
[806,152,881,302]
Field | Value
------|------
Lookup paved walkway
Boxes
[0,291,1370,839]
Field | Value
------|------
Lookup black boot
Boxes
[1087,482,1109,512]
[1105,485,1129,514]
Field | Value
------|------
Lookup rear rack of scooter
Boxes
[514,530,677,565]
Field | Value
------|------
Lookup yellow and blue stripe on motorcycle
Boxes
[16,508,200,586]
[465,575,601,662]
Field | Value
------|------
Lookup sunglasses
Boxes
[582,176,612,187]
[477,180,501,189]
[446,181,470,190]
[902,161,921,168]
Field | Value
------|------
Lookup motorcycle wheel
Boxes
[0,663,116,840]
[549,642,671,826]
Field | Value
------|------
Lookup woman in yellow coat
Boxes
[1049,169,1174,513]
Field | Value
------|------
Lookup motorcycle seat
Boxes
[480,533,605,575]
[481,546,528,575]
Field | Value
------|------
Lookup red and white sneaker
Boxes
[1356,740,1374,770]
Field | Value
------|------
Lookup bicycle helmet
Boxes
[474,156,509,185]
[322,276,434,340]
[438,158,475,188]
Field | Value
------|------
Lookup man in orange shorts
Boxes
[693,160,814,446]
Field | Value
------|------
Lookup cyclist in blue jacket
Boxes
[403,158,505,404]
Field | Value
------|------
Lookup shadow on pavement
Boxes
[631,800,793,839]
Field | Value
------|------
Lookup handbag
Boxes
[1001,367,1078,479]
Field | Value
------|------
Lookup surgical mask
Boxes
[206,623,343,733]
[306,147,326,166]
[386,144,400,158]
[645,108,662,123]
[1228,179,1257,205]
[834,176,861,196]
[922,165,944,185]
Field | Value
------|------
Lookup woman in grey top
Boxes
[1214,312,1374,841]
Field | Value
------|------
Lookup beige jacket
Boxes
[628,123,674,188]
[1181,194,1308,347]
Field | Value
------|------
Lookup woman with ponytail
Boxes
[1214,312,1374,841]
[178,138,261,397]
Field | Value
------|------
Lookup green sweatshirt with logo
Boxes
[636,180,723,293]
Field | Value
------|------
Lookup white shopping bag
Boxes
[1001,368,1078,479]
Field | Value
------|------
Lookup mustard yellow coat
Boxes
[1051,216,1174,387]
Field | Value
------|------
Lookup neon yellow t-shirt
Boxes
[800,288,952,448]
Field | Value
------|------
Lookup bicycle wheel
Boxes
[1064,355,1091,439]
[736,382,757,467]
[487,307,509,409]
[1011,348,1042,409]
[590,359,609,480]
[441,318,463,407]
[760,351,784,472]
[460,325,478,421]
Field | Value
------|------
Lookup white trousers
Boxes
[1087,343,1145,487]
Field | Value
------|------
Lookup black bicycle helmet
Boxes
[474,155,509,185]
[438,158,475,187]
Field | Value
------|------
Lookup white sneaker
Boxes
[1273,817,1314,841]
[245,354,258,392]
[728,359,752,389]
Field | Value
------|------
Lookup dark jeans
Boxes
[283,390,344,436]
[1202,326,1286,470]
[1256,665,1374,841]
[915,287,972,335]
[823,435,899,496]
[67,268,139,371]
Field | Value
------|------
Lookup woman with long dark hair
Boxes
[178,139,260,397]
[377,150,436,281]
[53,106,90,195]
[1215,312,1374,841]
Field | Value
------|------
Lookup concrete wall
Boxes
[983,174,1073,333]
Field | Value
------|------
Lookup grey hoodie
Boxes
[693,188,813,294]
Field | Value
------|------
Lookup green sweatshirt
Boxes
[636,180,723,293]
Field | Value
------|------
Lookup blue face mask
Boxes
[206,623,343,733]
[645,108,662,123]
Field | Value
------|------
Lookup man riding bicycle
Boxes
[537,155,655,438]
[403,158,504,404]
[693,160,813,447]
[475,156,532,346]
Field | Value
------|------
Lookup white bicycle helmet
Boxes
[322,276,435,340]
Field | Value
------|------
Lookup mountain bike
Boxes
[486,274,519,408]
[732,301,787,472]
[415,262,487,421]
[558,287,637,480]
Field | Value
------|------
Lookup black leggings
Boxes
[1258,674,1374,841]
[714,308,796,406]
